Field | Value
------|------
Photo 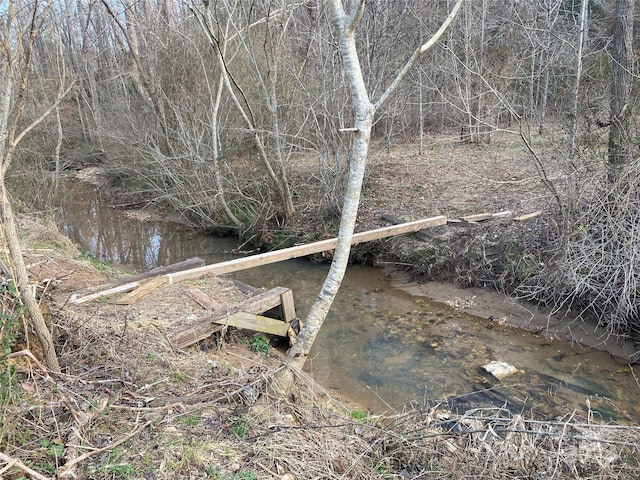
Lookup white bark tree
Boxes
[568,0,589,159]
[272,0,464,394]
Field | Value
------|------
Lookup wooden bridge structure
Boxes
[69,212,522,348]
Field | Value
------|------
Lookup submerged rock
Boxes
[482,360,523,380]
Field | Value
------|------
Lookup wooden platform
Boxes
[171,287,297,349]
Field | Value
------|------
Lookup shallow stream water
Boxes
[33,177,640,422]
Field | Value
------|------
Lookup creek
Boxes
[37,177,640,422]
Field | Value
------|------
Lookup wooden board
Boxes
[379,213,435,242]
[71,257,204,298]
[70,282,140,304]
[279,289,297,322]
[492,210,513,218]
[516,211,542,221]
[461,213,494,222]
[166,215,447,283]
[115,276,168,305]
[172,286,291,349]
[185,288,221,309]
[449,211,513,225]
[218,312,290,337]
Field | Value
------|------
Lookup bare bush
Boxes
[519,158,640,336]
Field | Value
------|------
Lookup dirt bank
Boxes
[4,139,640,477]
[5,215,640,480]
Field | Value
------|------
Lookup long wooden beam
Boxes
[70,257,204,298]
[166,215,447,283]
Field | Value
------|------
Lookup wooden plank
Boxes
[70,282,140,304]
[515,210,542,221]
[492,210,513,218]
[166,215,447,283]
[460,213,493,223]
[280,289,297,322]
[115,276,168,305]
[185,288,221,309]
[71,257,205,298]
[218,312,290,336]
[379,213,435,242]
[172,286,291,349]
[450,211,514,225]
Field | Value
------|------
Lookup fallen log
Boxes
[231,279,264,295]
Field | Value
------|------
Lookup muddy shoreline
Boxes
[386,268,639,363]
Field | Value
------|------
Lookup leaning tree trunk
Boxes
[0,179,60,373]
[608,0,635,178]
[0,1,71,373]
[271,0,464,397]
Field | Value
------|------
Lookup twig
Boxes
[0,452,52,480]
[8,349,50,378]
[57,393,109,480]
[630,365,640,390]
[0,458,17,475]
[56,419,153,476]
[151,323,178,353]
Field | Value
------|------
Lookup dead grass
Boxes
[3,341,640,479]
[3,241,639,479]
[3,131,640,478]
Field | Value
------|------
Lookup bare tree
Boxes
[100,0,172,146]
[608,0,635,176]
[0,1,74,372]
[568,0,589,159]
[272,0,464,394]
[190,0,296,219]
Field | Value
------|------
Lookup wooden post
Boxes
[279,289,297,322]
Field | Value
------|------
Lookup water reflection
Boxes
[40,177,640,421]
[47,184,235,269]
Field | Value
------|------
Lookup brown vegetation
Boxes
[2,0,640,477]
[1,162,640,479]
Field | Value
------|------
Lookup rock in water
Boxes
[482,360,522,380]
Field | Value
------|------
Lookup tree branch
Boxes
[347,0,366,34]
[0,452,51,480]
[10,79,76,155]
[374,0,464,110]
